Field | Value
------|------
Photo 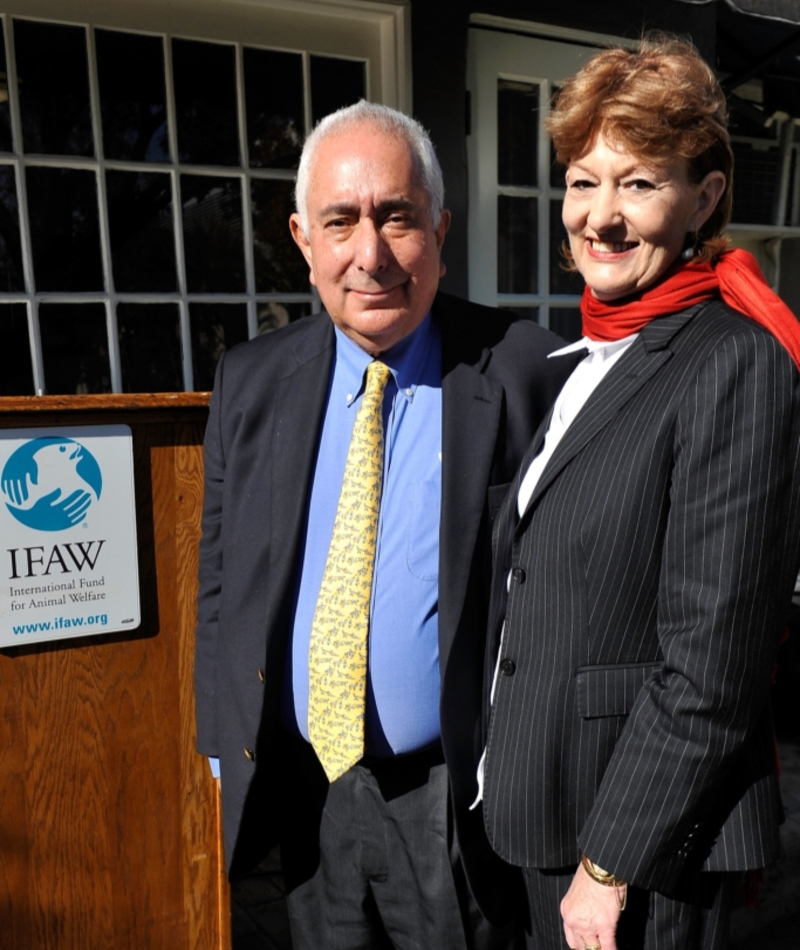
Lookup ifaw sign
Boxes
[0,425,140,647]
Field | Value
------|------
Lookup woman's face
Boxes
[562,133,723,301]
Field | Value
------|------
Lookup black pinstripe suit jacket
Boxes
[483,300,800,896]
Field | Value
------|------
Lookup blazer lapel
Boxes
[438,314,504,676]
[516,308,698,531]
[269,318,335,573]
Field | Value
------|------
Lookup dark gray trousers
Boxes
[280,737,522,950]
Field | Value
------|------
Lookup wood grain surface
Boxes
[0,402,231,949]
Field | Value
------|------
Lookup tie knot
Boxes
[365,360,391,396]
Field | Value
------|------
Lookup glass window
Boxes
[40,303,110,395]
[0,165,24,291]
[252,178,309,294]
[549,307,582,342]
[0,22,12,153]
[0,14,372,394]
[190,302,249,391]
[106,170,177,293]
[498,80,538,188]
[118,303,183,392]
[549,200,583,296]
[498,195,538,294]
[173,38,239,167]
[181,174,245,293]
[310,55,366,125]
[15,20,93,157]
[26,166,103,292]
[244,47,304,169]
[0,304,33,394]
[97,30,169,163]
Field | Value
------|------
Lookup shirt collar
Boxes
[548,332,639,364]
[334,312,435,406]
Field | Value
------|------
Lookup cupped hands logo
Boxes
[1,437,103,531]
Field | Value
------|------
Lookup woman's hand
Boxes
[560,862,622,950]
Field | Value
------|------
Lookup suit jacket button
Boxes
[244,747,255,761]
[511,567,526,583]
[500,658,516,676]
[258,669,265,683]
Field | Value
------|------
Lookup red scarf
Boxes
[581,248,800,368]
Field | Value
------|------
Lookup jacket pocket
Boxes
[575,661,660,719]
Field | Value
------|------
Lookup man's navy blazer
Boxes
[194,291,574,921]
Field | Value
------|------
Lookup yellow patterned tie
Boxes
[308,359,391,782]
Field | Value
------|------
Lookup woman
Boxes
[480,36,800,950]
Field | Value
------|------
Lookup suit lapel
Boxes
[438,311,504,675]
[516,308,698,531]
[269,318,335,572]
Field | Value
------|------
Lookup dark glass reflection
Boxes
[27,166,103,291]
[244,47,303,169]
[15,19,93,156]
[499,306,539,325]
[498,79,538,187]
[498,195,537,295]
[190,303,248,391]
[0,23,13,152]
[549,137,565,188]
[549,307,582,343]
[118,303,182,392]
[310,56,365,125]
[257,300,311,335]
[173,39,239,166]
[96,29,169,162]
[40,303,110,394]
[252,179,308,293]
[0,304,34,395]
[731,142,779,225]
[549,200,584,296]
[181,174,245,292]
[0,165,24,291]
[107,170,176,292]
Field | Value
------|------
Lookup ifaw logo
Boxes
[1,437,103,531]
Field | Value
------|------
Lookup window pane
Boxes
[731,142,780,225]
[257,300,311,335]
[40,303,110,394]
[498,194,537,294]
[181,174,245,292]
[549,307,582,342]
[498,79,538,187]
[252,178,308,293]
[190,302,248,391]
[107,170,176,292]
[0,165,24,291]
[310,56,365,125]
[15,19,93,157]
[0,304,34,394]
[96,29,169,163]
[117,303,182,392]
[0,23,13,152]
[173,39,239,166]
[244,47,303,169]
[549,199,584,296]
[27,166,103,292]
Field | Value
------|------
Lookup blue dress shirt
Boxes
[282,314,443,756]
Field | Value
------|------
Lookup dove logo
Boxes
[1,437,103,532]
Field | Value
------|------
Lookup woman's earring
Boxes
[680,229,698,261]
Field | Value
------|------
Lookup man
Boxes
[194,101,573,949]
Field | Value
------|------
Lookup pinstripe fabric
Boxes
[483,301,800,897]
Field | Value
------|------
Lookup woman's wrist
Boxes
[580,854,628,911]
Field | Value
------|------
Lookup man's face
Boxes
[290,123,450,355]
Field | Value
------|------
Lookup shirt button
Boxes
[244,747,255,761]
[511,567,526,583]
[500,658,516,676]
[406,388,413,397]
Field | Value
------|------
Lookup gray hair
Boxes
[294,100,445,235]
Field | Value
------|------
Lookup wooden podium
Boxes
[0,394,231,950]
